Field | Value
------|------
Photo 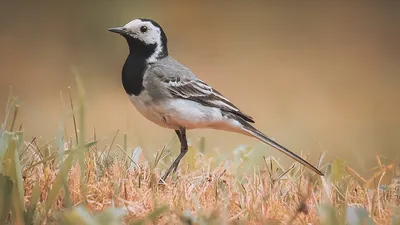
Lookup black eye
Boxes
[140,26,148,33]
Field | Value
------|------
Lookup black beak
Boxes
[108,27,127,35]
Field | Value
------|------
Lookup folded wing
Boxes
[158,75,255,123]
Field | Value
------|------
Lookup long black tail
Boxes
[242,123,324,176]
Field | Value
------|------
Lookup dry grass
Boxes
[1,81,400,225]
[19,144,399,225]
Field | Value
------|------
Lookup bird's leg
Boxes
[172,128,187,172]
[161,128,188,181]
[174,129,182,143]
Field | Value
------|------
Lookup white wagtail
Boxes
[108,18,324,180]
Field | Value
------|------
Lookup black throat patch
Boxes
[121,38,155,96]
[121,22,168,96]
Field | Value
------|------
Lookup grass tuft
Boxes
[0,80,399,224]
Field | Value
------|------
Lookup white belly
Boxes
[128,93,173,129]
[128,93,242,131]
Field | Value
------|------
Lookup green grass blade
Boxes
[0,89,15,135]
[62,181,72,209]
[3,131,25,224]
[45,152,75,212]
[0,175,13,224]
[9,104,19,132]
[84,141,98,149]
[0,132,11,172]
[68,86,79,145]
[13,131,25,208]
[75,72,87,206]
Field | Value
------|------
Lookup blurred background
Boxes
[0,1,399,172]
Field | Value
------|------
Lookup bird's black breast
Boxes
[122,54,147,96]
[121,37,159,96]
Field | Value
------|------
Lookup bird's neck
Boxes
[126,38,156,59]
[121,37,168,96]
[125,37,168,63]
[121,53,148,96]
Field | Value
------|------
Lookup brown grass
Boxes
[21,142,400,224]
[1,83,399,225]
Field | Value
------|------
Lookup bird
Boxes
[108,18,324,180]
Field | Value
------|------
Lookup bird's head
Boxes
[108,18,168,63]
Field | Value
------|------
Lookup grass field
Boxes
[0,81,399,225]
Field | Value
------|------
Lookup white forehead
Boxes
[124,19,160,32]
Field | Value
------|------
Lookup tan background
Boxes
[0,1,399,172]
